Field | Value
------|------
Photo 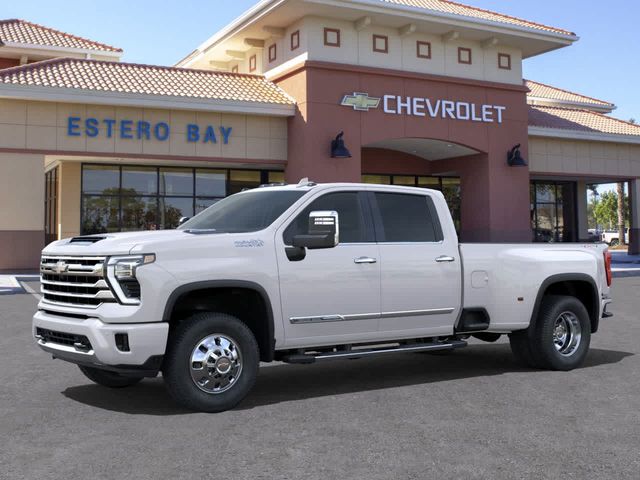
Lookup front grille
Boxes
[40,256,115,308]
[36,327,93,350]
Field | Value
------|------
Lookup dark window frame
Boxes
[530,180,578,243]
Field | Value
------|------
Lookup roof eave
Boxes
[0,41,123,58]
[0,83,296,117]
[528,126,640,145]
[527,97,616,114]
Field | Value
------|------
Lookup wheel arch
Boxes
[163,280,276,362]
[530,273,600,334]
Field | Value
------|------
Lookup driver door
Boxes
[275,191,381,348]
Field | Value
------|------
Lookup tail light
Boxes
[604,250,612,287]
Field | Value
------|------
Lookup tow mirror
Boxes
[292,210,339,249]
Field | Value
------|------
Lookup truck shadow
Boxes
[61,344,633,415]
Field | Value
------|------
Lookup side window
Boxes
[373,193,442,242]
[283,192,370,245]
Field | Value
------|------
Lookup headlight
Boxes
[106,254,155,305]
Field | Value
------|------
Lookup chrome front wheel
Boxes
[190,334,243,394]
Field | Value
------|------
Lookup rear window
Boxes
[373,192,442,242]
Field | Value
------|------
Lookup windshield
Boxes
[179,190,306,233]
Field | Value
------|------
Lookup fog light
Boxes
[115,333,130,352]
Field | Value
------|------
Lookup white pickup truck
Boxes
[33,181,613,412]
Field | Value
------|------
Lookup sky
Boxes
[1,0,636,194]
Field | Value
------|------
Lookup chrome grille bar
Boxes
[40,255,114,308]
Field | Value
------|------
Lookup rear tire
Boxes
[163,312,259,412]
[78,365,143,388]
[509,295,591,371]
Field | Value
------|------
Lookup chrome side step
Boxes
[281,340,467,364]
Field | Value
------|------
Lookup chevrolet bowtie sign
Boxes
[340,93,381,111]
[340,92,506,124]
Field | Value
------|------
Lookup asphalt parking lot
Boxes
[1,276,639,480]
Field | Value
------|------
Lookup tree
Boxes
[593,190,629,230]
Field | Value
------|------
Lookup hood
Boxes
[43,230,200,256]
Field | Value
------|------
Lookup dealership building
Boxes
[1,0,640,270]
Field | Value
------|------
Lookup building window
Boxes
[373,34,388,53]
[530,181,577,242]
[231,65,239,73]
[458,47,472,65]
[417,41,432,59]
[81,165,283,235]
[291,30,300,51]
[498,53,511,70]
[44,167,59,245]
[249,55,257,72]
[362,174,461,232]
[324,28,340,47]
[268,44,277,63]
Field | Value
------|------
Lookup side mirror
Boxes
[292,210,339,249]
[178,216,191,226]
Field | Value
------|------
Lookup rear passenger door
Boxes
[370,190,461,337]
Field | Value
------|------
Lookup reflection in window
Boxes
[122,167,157,195]
[80,165,283,235]
[122,197,158,231]
[531,181,576,242]
[229,170,261,194]
[159,197,194,229]
[82,165,119,195]
[160,168,193,196]
[82,196,120,235]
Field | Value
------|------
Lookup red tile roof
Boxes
[377,1,575,36]
[0,58,295,105]
[526,80,614,109]
[0,19,122,53]
[529,105,640,137]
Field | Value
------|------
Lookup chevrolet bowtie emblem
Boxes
[53,260,68,274]
[340,92,381,112]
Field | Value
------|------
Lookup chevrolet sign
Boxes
[340,92,506,124]
[340,93,381,112]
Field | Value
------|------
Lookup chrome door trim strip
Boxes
[380,308,455,318]
[289,308,455,324]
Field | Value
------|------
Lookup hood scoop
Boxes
[69,236,106,244]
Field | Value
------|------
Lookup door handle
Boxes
[354,256,377,264]
[435,255,455,263]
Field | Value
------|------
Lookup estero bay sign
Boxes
[67,116,234,144]
[341,92,507,124]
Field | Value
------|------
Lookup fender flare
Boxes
[162,280,276,362]
[530,273,600,333]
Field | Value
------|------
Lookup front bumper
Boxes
[33,310,169,376]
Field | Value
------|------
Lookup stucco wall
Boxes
[0,99,288,162]
[529,137,640,178]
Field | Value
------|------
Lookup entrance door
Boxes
[276,190,381,347]
[369,189,461,337]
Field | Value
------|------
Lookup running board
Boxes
[281,340,468,364]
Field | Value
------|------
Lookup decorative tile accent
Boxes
[498,53,511,70]
[268,44,277,63]
[291,30,300,51]
[373,34,388,53]
[249,54,257,72]
[416,41,431,59]
[324,28,340,47]
[458,47,472,65]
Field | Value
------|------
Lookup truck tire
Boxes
[163,312,259,412]
[510,295,591,371]
[78,365,143,388]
